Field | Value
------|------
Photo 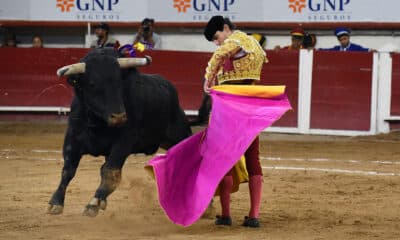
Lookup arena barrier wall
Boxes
[388,53,400,130]
[0,48,397,135]
[391,54,400,116]
[311,51,373,131]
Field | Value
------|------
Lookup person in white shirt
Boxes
[133,18,161,50]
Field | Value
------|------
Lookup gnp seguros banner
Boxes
[0,0,399,23]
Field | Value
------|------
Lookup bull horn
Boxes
[117,55,152,68]
[56,63,86,77]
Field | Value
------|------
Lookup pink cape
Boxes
[147,85,292,226]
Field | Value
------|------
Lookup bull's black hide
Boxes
[189,94,212,126]
[48,48,192,216]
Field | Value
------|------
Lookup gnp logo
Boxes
[56,0,121,20]
[288,0,306,13]
[57,0,74,12]
[173,0,191,13]
[289,0,352,21]
[57,0,119,12]
[173,0,235,13]
[289,0,351,13]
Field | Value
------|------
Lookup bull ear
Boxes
[57,63,86,77]
[117,56,152,68]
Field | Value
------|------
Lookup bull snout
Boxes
[108,112,127,127]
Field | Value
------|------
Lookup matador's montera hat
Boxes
[204,15,225,41]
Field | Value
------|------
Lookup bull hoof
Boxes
[82,204,100,217]
[82,198,107,217]
[47,204,64,215]
[99,199,107,210]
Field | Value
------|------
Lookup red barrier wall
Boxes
[141,50,300,127]
[0,48,88,107]
[0,48,298,128]
[391,53,400,116]
[1,48,386,133]
[262,50,299,127]
[140,50,209,110]
[311,51,373,131]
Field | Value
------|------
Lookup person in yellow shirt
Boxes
[203,15,268,228]
[250,33,267,49]
[274,27,305,51]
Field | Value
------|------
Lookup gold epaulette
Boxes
[217,31,267,84]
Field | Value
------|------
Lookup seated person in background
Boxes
[274,27,304,50]
[32,35,43,48]
[90,22,120,49]
[2,32,18,47]
[303,33,317,50]
[133,18,161,50]
[321,27,371,52]
[249,33,266,49]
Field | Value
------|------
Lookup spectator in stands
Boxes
[133,18,161,50]
[274,27,304,50]
[321,27,371,52]
[249,33,267,49]
[32,35,43,48]
[90,22,120,49]
[2,32,18,48]
[303,33,317,50]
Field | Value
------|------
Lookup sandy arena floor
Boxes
[0,122,399,240]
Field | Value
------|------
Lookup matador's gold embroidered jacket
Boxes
[204,30,268,85]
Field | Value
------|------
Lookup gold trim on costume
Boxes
[204,30,268,85]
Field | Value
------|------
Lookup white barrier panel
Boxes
[376,53,392,133]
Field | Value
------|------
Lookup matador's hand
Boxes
[203,78,215,94]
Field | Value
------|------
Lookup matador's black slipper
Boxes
[242,216,260,228]
[215,215,232,226]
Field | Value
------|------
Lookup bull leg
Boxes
[83,142,131,217]
[48,132,82,215]
[82,164,122,217]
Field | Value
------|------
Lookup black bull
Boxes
[48,48,192,216]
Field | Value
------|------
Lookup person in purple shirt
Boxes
[322,27,371,52]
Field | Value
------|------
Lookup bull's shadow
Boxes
[48,48,192,217]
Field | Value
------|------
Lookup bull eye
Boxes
[89,81,95,88]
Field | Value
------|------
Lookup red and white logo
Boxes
[289,0,306,13]
[56,0,75,12]
[173,0,191,13]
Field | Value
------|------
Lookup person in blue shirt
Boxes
[322,27,371,52]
